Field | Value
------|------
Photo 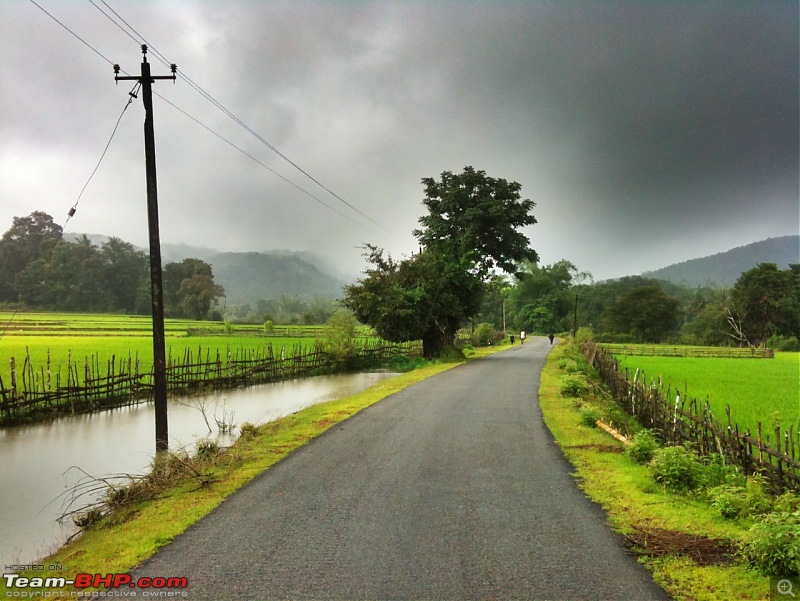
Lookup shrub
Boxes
[701,454,741,488]
[559,359,581,374]
[740,511,800,577]
[195,438,221,460]
[649,445,703,492]
[579,406,600,427]
[387,354,429,372]
[774,491,800,513]
[626,429,660,464]
[710,476,771,520]
[767,334,800,351]
[471,323,499,347]
[575,326,595,345]
[239,422,259,440]
[438,345,467,362]
[560,374,588,397]
[710,485,748,519]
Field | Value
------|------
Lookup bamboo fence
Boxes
[0,340,420,426]
[600,344,774,358]
[583,342,799,492]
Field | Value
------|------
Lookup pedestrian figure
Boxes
[510,335,515,345]
[520,330,526,344]
[548,333,555,345]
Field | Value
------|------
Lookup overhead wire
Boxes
[28,0,397,241]
[153,91,385,237]
[65,81,141,229]
[28,0,115,66]
[89,0,397,238]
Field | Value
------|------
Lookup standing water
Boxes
[0,371,398,569]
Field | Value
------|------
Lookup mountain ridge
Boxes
[640,235,799,288]
[65,233,799,300]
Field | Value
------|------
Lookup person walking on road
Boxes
[520,330,526,344]
[549,333,555,344]
[510,334,515,345]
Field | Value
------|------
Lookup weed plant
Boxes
[740,511,800,577]
[579,407,600,427]
[626,429,660,464]
[649,445,705,492]
[560,374,588,397]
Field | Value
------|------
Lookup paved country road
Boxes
[134,337,670,600]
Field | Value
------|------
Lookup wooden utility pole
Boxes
[115,45,176,453]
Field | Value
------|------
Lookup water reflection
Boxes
[0,371,397,568]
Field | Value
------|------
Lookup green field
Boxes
[615,352,800,437]
[0,311,328,389]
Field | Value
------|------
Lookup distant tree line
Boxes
[0,211,225,319]
[342,166,798,355]
[225,295,338,325]
[476,260,800,349]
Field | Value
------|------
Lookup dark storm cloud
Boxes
[1,1,797,281]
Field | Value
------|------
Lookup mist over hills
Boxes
[65,235,349,304]
[67,233,798,305]
[640,235,799,288]
[209,252,346,305]
[159,244,349,304]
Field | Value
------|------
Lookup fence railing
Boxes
[0,340,421,426]
[599,344,774,358]
[583,342,799,492]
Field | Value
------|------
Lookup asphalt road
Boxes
[133,337,670,600]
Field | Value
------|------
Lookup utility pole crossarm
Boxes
[114,44,176,454]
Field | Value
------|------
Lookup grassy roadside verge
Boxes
[539,340,772,601]
[2,345,505,594]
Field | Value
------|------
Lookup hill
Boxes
[643,236,799,288]
[67,235,349,304]
[208,252,347,304]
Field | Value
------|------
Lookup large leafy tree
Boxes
[729,263,799,346]
[414,166,537,276]
[510,260,589,333]
[0,211,63,301]
[163,258,225,320]
[602,285,680,342]
[344,167,537,358]
[101,237,149,314]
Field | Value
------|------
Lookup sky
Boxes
[1,0,798,283]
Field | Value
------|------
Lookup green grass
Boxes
[615,353,800,437]
[0,311,336,388]
[540,342,770,600]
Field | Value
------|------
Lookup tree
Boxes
[0,211,63,301]
[510,260,589,333]
[343,246,484,357]
[414,166,538,276]
[344,167,537,358]
[603,285,680,342]
[729,263,798,346]
[325,309,358,365]
[163,258,225,319]
[101,237,148,313]
[15,238,111,311]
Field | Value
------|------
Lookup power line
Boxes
[28,0,115,66]
[87,0,141,47]
[30,0,397,241]
[153,91,384,238]
[89,0,397,237]
[65,82,141,229]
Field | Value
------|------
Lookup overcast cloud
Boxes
[1,0,797,282]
